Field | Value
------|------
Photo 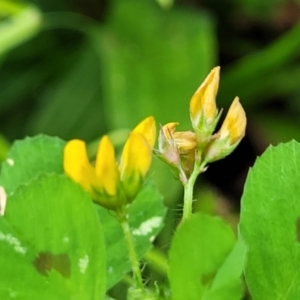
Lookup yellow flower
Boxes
[155,122,197,182]
[64,116,156,210]
[218,97,246,145]
[155,123,181,169]
[189,66,221,145]
[161,123,197,156]
[204,97,247,163]
[119,131,153,199]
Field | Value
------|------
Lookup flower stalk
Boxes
[182,158,207,221]
[116,208,144,290]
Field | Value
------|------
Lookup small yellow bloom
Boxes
[155,122,197,182]
[189,67,220,143]
[219,97,246,145]
[64,116,156,210]
[155,123,181,170]
[161,123,197,156]
[204,97,247,163]
[119,131,153,199]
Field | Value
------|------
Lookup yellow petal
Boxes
[220,97,246,144]
[119,132,152,199]
[95,135,118,196]
[132,116,156,148]
[160,122,196,154]
[173,131,197,154]
[161,122,179,140]
[64,139,96,193]
[120,132,152,179]
[190,66,220,125]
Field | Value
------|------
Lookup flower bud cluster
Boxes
[155,67,246,183]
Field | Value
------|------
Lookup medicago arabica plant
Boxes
[3,66,297,300]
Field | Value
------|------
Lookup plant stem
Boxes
[118,209,144,290]
[182,160,207,221]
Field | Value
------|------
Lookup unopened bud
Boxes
[203,97,246,163]
[154,123,197,182]
[189,67,221,146]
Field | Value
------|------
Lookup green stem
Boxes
[182,160,207,221]
[118,209,144,290]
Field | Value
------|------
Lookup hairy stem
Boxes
[182,160,207,221]
[118,209,144,289]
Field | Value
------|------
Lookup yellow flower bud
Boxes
[155,123,182,171]
[203,97,247,163]
[155,122,197,182]
[159,123,197,155]
[219,97,246,145]
[119,132,153,200]
[189,67,220,141]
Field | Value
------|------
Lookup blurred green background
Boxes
[1,0,300,219]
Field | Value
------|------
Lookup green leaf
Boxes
[239,140,300,299]
[168,213,236,300]
[202,239,246,300]
[0,135,65,194]
[0,174,106,299]
[97,183,166,289]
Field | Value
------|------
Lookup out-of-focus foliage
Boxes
[0,3,41,56]
[1,0,300,160]
[0,0,216,143]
